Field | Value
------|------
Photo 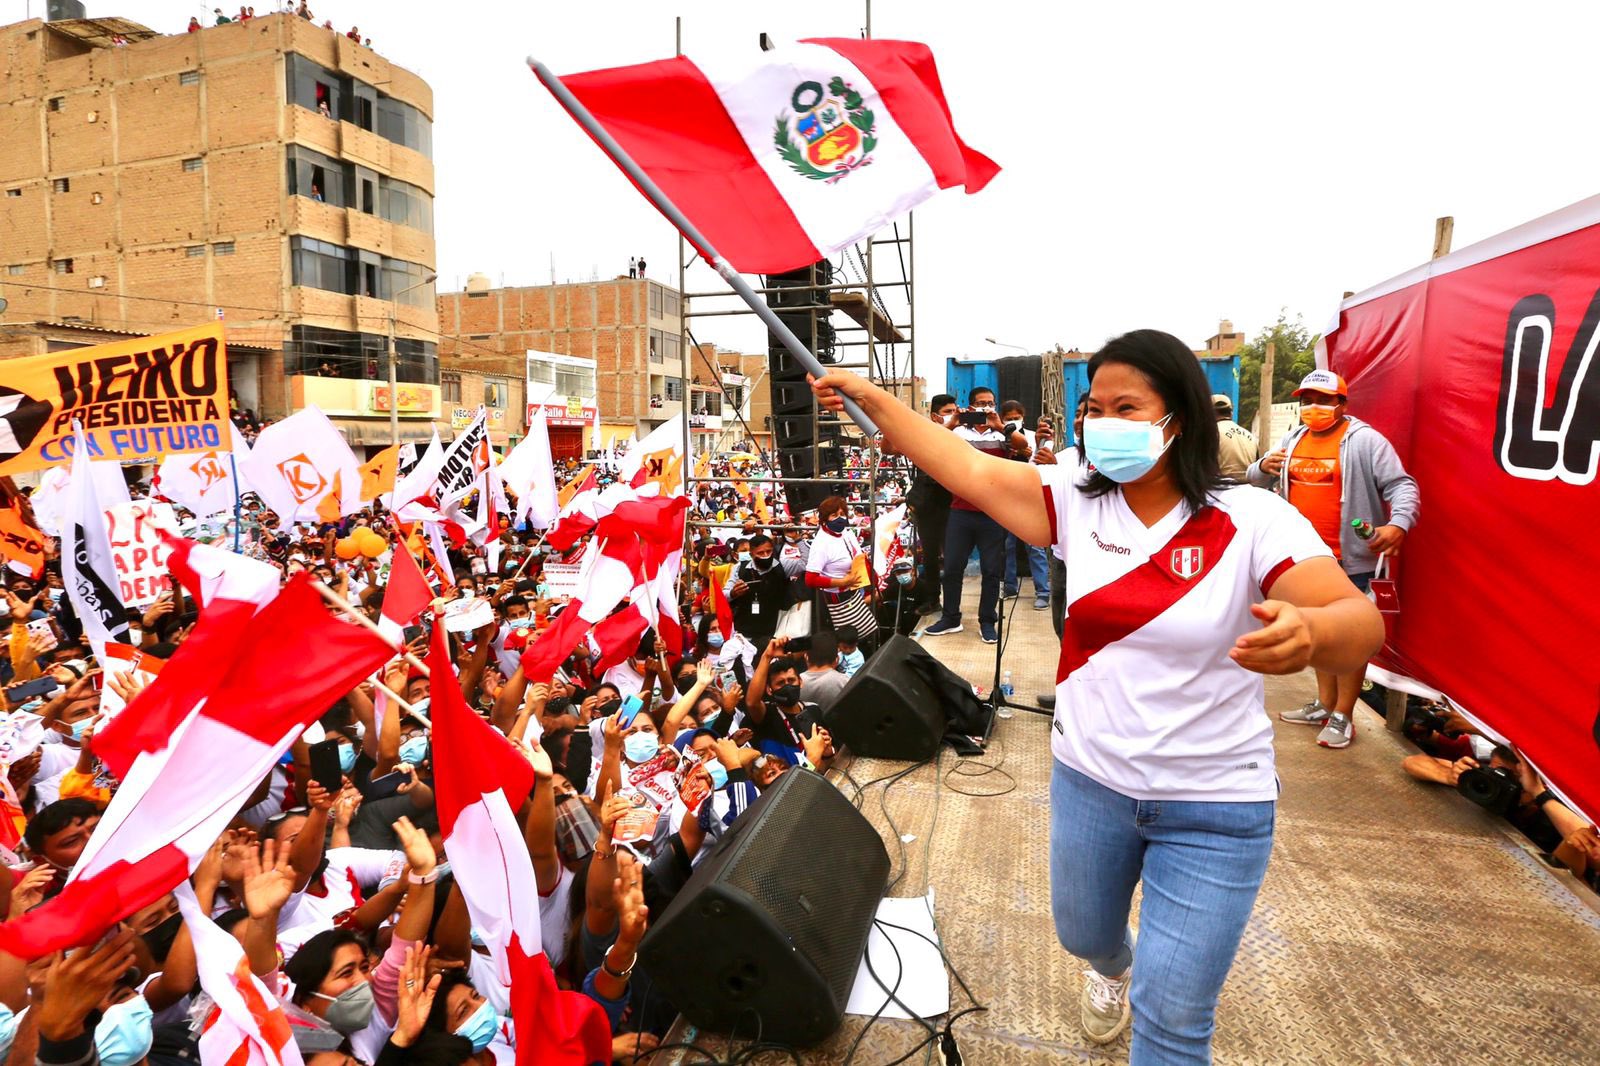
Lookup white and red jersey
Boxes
[1038,467,1330,801]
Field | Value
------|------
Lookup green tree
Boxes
[1235,311,1319,433]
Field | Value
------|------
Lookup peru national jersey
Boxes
[1037,467,1331,801]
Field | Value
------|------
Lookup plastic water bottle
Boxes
[1351,518,1375,540]
[1000,670,1014,698]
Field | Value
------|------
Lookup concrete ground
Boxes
[660,578,1600,1064]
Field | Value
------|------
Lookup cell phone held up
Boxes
[308,738,345,795]
[366,767,414,800]
[957,409,989,427]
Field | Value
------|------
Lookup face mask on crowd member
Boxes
[288,930,376,1036]
[767,659,804,710]
[1296,384,1347,433]
[436,975,500,1051]
[930,394,958,428]
[94,993,153,1066]
[623,719,662,765]
[1000,400,1027,435]
[398,725,430,767]
[125,892,182,964]
[748,535,776,570]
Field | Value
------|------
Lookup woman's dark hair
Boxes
[817,495,846,519]
[284,928,366,1004]
[1078,329,1227,514]
[424,970,476,1033]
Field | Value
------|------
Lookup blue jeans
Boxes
[1004,533,1051,596]
[1346,570,1374,594]
[1050,761,1275,1065]
[940,508,1003,628]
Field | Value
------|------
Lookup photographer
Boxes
[901,394,957,616]
[1405,740,1563,854]
[998,399,1051,611]
[923,386,1029,644]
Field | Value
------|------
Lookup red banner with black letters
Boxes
[1324,195,1600,823]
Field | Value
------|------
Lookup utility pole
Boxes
[389,273,438,446]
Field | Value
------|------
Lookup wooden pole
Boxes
[1256,339,1276,456]
[1432,216,1454,260]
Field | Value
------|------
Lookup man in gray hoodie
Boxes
[1247,368,1419,750]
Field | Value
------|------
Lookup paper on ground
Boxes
[845,893,950,1021]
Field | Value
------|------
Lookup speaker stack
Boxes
[636,768,890,1046]
[765,262,844,516]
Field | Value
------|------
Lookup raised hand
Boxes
[392,815,437,876]
[9,864,54,915]
[37,929,138,1041]
[695,660,715,687]
[241,838,297,919]
[613,851,648,945]
[393,944,442,1048]
[106,670,148,708]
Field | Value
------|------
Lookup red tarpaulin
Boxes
[1323,194,1600,822]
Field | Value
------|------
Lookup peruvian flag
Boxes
[498,409,560,530]
[427,627,612,1065]
[174,882,301,1066]
[378,534,434,643]
[0,574,392,959]
[549,40,998,274]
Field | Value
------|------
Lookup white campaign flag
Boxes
[872,503,907,592]
[619,414,684,496]
[499,409,559,529]
[61,424,131,660]
[393,430,445,521]
[436,409,490,509]
[156,429,251,519]
[238,407,361,523]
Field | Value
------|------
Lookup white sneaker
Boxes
[1080,968,1132,1044]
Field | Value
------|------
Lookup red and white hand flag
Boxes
[427,626,612,1065]
[378,532,434,643]
[549,39,998,274]
[0,572,392,960]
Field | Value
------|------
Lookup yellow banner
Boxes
[0,324,231,475]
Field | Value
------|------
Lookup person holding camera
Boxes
[1406,741,1568,854]
[923,386,1030,644]
[811,331,1383,1059]
[999,399,1053,610]
[903,394,959,617]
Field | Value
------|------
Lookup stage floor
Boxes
[660,582,1600,1064]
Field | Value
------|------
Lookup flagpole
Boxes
[312,581,432,679]
[229,451,242,553]
[526,57,879,438]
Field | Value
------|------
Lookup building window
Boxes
[290,236,352,294]
[53,259,74,275]
[663,290,680,317]
[649,284,663,317]
[179,70,200,86]
[484,380,509,408]
[286,145,344,207]
[48,97,63,112]
[186,245,206,258]
[555,366,592,396]
[288,324,436,383]
[664,378,684,402]
[182,157,203,172]
[6,265,23,276]
[441,372,462,403]
[649,329,664,363]
[52,178,69,193]
[286,54,432,157]
[4,189,19,198]
[377,174,433,234]
[214,242,235,256]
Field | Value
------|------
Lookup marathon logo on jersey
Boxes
[1170,546,1204,580]
[0,324,231,477]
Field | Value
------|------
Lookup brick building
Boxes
[0,14,440,452]
[436,278,683,444]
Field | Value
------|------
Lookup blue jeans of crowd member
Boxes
[940,508,1004,628]
[1004,533,1051,596]
[1050,761,1275,1065]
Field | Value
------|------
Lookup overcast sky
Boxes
[12,0,1600,393]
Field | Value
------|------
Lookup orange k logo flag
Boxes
[315,471,344,525]
[190,452,229,492]
[276,454,327,506]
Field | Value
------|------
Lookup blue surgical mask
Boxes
[705,759,729,790]
[840,649,864,675]
[399,735,429,766]
[707,633,725,651]
[895,572,913,586]
[508,617,534,630]
[624,731,660,764]
[0,1003,17,1060]
[824,516,848,534]
[700,709,720,729]
[454,1000,500,1051]
[737,552,752,565]
[1082,413,1174,483]
[338,743,357,774]
[94,996,154,1066]
[68,717,94,741]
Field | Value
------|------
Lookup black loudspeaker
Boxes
[636,768,890,1046]
[824,634,948,761]
[766,262,841,516]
